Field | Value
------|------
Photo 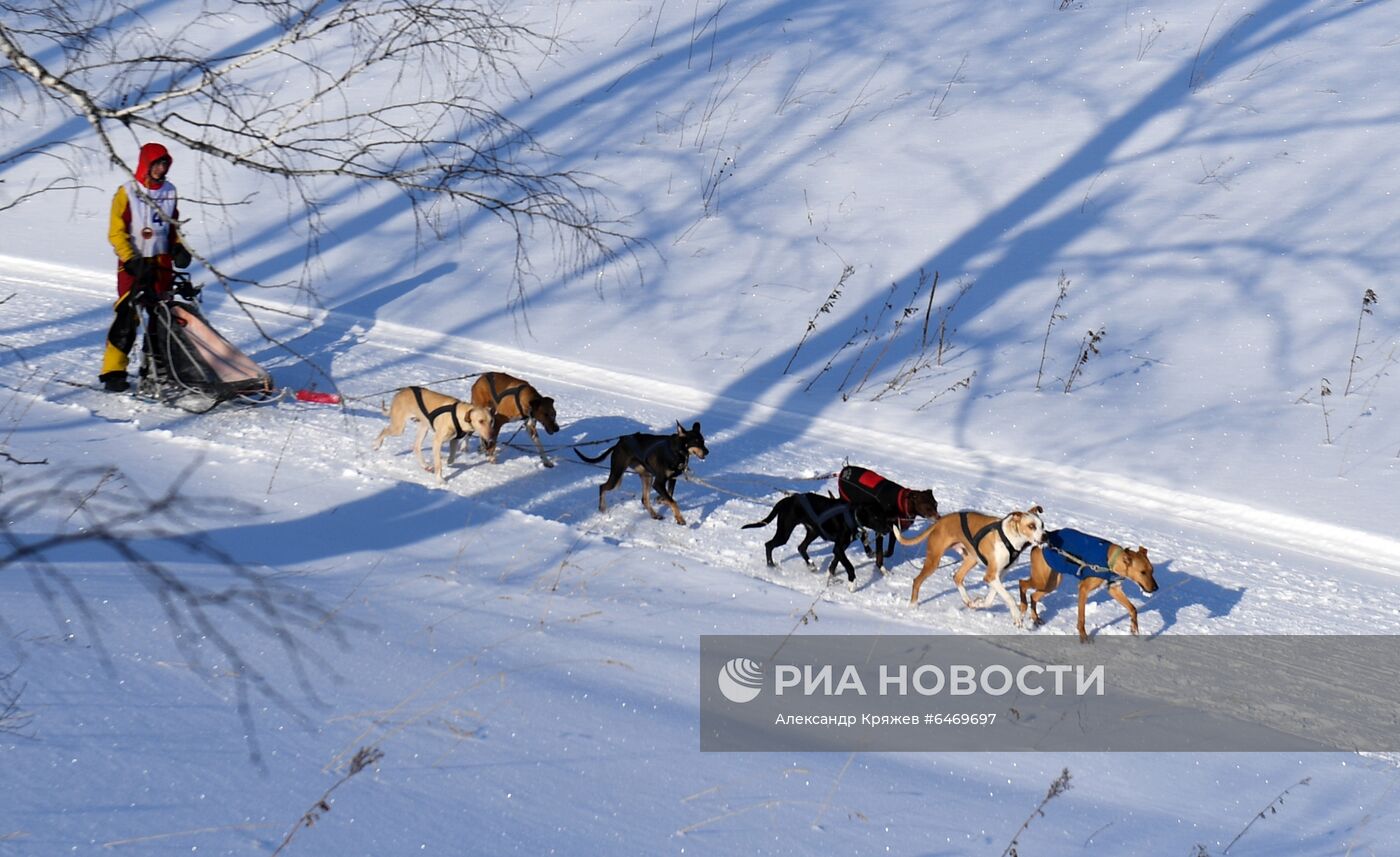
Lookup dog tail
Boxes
[574,443,615,464]
[740,504,781,530]
[892,522,934,546]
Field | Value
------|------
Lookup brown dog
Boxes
[893,505,1046,626]
[470,371,560,467]
[374,386,495,482]
[1021,528,1156,642]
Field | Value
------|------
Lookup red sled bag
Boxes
[295,389,341,405]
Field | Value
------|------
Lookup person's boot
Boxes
[99,371,130,393]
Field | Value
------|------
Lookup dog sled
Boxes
[136,272,276,413]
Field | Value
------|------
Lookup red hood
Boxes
[135,142,171,189]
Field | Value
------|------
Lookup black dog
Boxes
[575,422,708,525]
[837,465,939,571]
[742,492,882,586]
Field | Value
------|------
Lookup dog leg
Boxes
[666,498,687,526]
[797,527,819,568]
[951,553,981,608]
[487,415,503,464]
[764,512,797,567]
[638,472,663,520]
[832,539,857,588]
[982,568,1022,628]
[908,536,952,606]
[598,457,626,513]
[373,411,404,451]
[1026,588,1053,627]
[762,535,782,567]
[970,565,1003,610]
[1032,596,1049,626]
[412,421,433,472]
[1024,550,1057,627]
[527,420,554,468]
[909,565,935,605]
[651,476,686,525]
[1076,580,1096,643]
[1108,582,1140,636]
[432,428,450,482]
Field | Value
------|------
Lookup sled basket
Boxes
[140,294,274,405]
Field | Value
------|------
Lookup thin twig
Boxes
[1222,777,1311,854]
[783,259,853,375]
[1000,768,1073,857]
[1036,272,1069,391]
[271,747,384,856]
[919,269,940,348]
[1344,288,1378,396]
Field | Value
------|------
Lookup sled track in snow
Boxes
[8,256,1400,637]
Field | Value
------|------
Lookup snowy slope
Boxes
[4,0,1400,854]
[6,1,1398,533]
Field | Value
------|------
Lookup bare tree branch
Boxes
[0,0,643,341]
[0,665,34,738]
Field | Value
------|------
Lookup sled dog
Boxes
[742,492,887,588]
[470,371,560,467]
[893,505,1046,626]
[836,465,939,571]
[1022,528,1157,642]
[575,422,708,525]
[374,386,495,482]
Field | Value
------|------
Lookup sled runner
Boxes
[137,273,275,412]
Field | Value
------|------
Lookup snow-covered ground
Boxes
[4,0,1400,854]
[4,259,1398,854]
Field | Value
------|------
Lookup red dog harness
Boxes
[839,466,917,529]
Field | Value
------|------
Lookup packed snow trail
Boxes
[7,255,1400,640]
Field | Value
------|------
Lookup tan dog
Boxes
[893,505,1046,627]
[470,372,560,467]
[1021,528,1157,642]
[374,386,495,482]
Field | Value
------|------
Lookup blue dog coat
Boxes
[1042,529,1122,583]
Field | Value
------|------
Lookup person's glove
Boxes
[171,245,192,270]
[122,256,151,282]
[174,274,199,301]
[130,281,159,307]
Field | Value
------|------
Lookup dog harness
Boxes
[1041,529,1123,583]
[483,374,530,419]
[622,434,689,481]
[411,386,468,438]
[960,512,1024,567]
[795,494,856,540]
[838,466,917,529]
